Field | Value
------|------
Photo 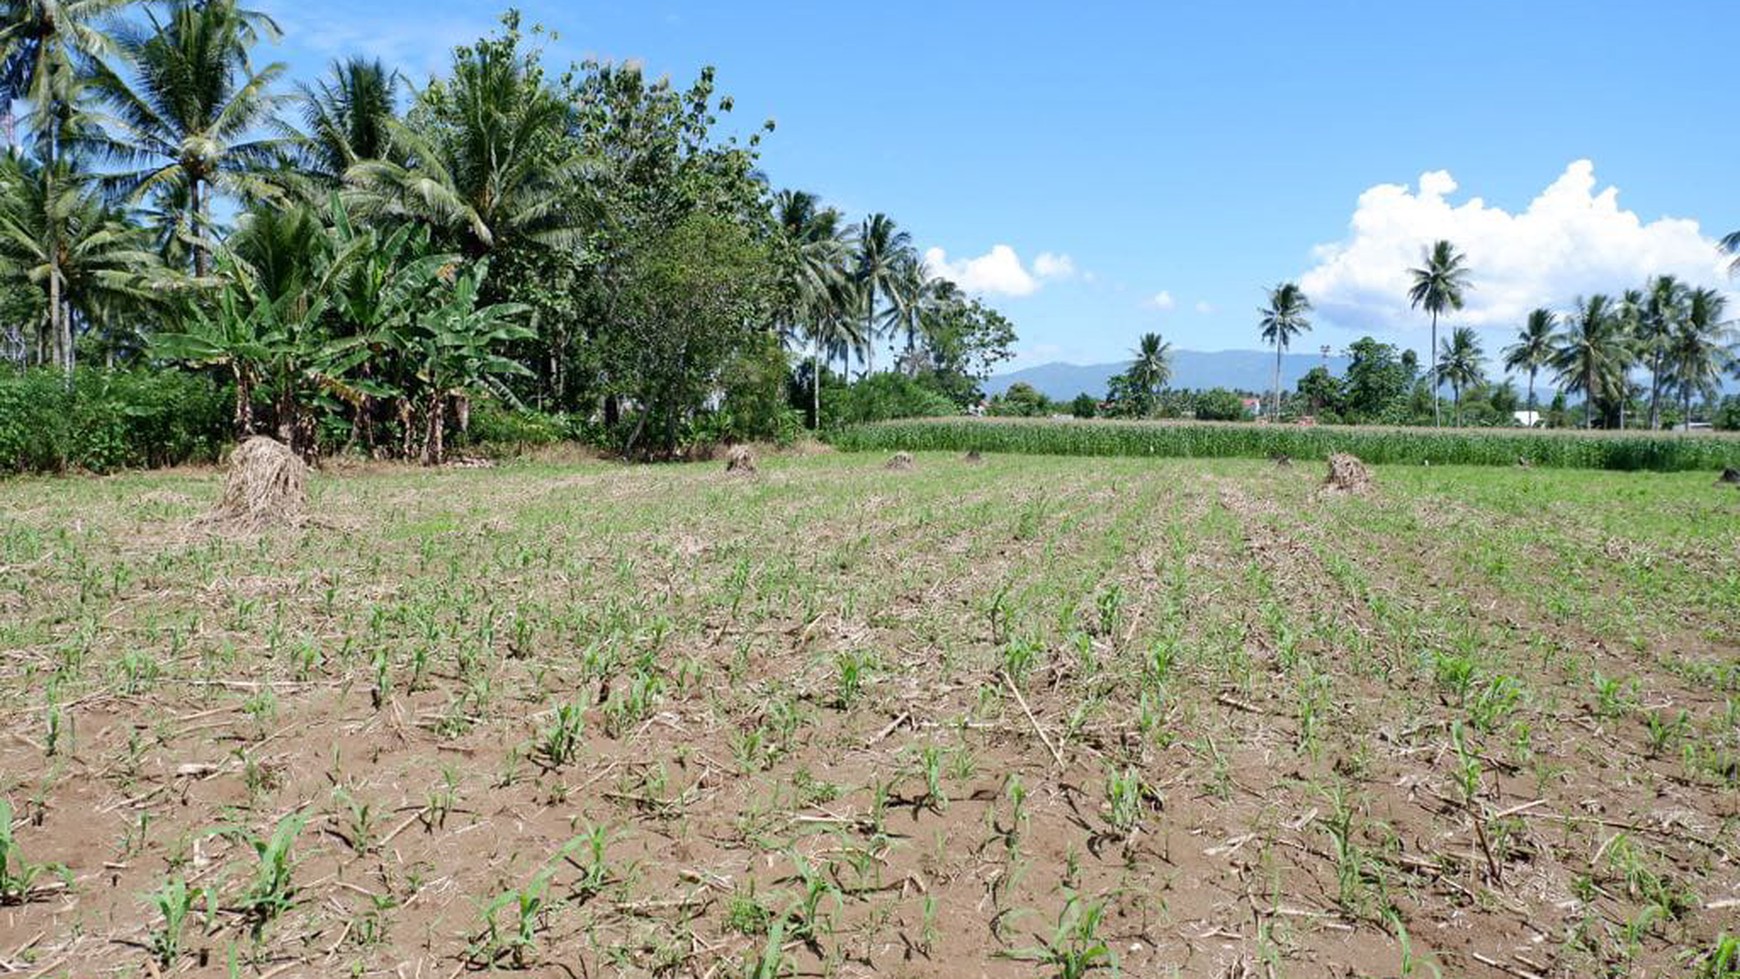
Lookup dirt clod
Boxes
[1323,452,1372,493]
[725,446,757,475]
[886,451,915,471]
[199,436,308,530]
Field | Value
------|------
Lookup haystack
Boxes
[201,437,308,530]
[1718,467,1740,486]
[725,445,758,475]
[886,452,915,471]
[1323,452,1372,493]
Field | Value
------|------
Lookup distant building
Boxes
[1240,398,1263,416]
[1513,410,1543,428]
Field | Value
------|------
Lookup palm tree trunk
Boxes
[1586,367,1595,430]
[1430,311,1440,427]
[48,268,62,375]
[190,179,208,278]
[864,291,876,376]
[1272,344,1282,422]
[811,340,822,431]
[1527,372,1536,418]
[61,299,74,376]
[1648,350,1662,430]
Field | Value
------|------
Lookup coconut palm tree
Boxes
[1664,287,1737,427]
[815,276,867,382]
[772,189,852,426]
[1435,326,1485,427]
[289,56,400,190]
[1258,281,1311,422]
[0,0,132,152]
[1124,331,1173,417]
[852,212,913,376]
[343,32,589,257]
[1639,275,1686,429]
[1502,308,1555,419]
[1,0,136,372]
[881,252,941,371]
[1406,240,1471,427]
[84,0,291,276]
[1612,288,1650,429]
[0,152,160,371]
[1722,230,1740,277]
[1552,295,1629,429]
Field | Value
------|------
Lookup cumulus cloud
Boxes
[1148,291,1176,311]
[1299,160,1733,333]
[924,245,1041,297]
[1033,252,1077,280]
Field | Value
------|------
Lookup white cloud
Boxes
[1299,160,1733,333]
[1033,252,1077,280]
[1148,290,1176,311]
[924,245,1039,297]
[1194,301,1215,314]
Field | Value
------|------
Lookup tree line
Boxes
[1253,240,1739,429]
[0,2,1018,463]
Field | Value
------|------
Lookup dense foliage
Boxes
[0,4,1015,469]
[0,367,230,473]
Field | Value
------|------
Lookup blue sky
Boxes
[258,0,1740,370]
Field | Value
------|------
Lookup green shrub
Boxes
[1193,388,1248,422]
[460,402,571,452]
[0,367,231,475]
[821,372,957,429]
[828,417,1740,473]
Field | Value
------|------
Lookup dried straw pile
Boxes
[1323,453,1373,494]
[200,437,308,531]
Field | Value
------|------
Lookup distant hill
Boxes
[986,350,1351,402]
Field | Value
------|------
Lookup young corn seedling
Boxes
[742,916,790,979]
[1103,767,1145,841]
[148,876,200,968]
[539,702,586,768]
[783,851,843,948]
[1001,896,1119,979]
[833,651,870,709]
[0,800,61,905]
[225,812,308,938]
[473,867,557,969]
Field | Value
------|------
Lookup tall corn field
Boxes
[829,418,1740,472]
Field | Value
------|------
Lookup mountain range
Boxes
[985,350,1351,402]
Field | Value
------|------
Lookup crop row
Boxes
[829,418,1740,472]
